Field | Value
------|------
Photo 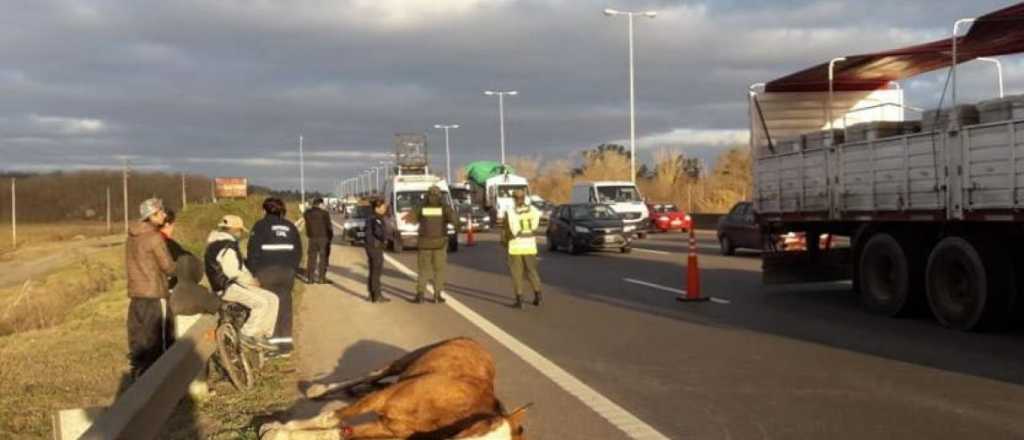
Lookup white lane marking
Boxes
[633,248,670,256]
[623,278,731,304]
[382,253,670,440]
[634,244,720,254]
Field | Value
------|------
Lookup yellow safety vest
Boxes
[507,206,540,256]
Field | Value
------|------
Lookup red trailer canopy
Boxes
[765,2,1024,93]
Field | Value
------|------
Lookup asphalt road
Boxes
[364,227,1024,439]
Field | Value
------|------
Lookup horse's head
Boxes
[505,403,532,440]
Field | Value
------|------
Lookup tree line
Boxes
[505,145,752,213]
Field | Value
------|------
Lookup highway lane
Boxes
[380,229,1024,439]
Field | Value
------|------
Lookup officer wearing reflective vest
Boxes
[404,186,457,304]
[504,189,543,308]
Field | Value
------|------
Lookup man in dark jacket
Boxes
[303,198,333,284]
[365,198,392,303]
[125,198,176,380]
[248,197,302,343]
[404,186,457,303]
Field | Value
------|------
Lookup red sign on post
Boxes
[214,177,248,199]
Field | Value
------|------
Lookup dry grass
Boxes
[0,221,112,254]
[0,197,305,438]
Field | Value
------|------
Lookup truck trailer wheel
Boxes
[925,237,1012,331]
[448,235,459,253]
[858,233,919,317]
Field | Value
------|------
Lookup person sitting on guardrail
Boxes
[205,215,279,351]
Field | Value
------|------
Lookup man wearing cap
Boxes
[303,198,333,284]
[205,215,279,350]
[404,186,457,303]
[125,198,177,379]
[504,189,543,308]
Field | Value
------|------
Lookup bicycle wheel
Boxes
[215,323,252,390]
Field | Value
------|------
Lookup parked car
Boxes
[531,199,554,226]
[341,204,372,245]
[648,203,692,233]
[717,201,761,255]
[456,204,492,232]
[546,204,633,254]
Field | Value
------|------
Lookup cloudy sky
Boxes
[1,0,1021,191]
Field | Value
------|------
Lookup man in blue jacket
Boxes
[247,197,302,344]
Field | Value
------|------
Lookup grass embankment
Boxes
[0,221,111,254]
[0,196,307,439]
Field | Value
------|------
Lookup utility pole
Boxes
[10,178,16,248]
[122,158,129,233]
[106,186,111,233]
[211,179,218,203]
[181,172,187,209]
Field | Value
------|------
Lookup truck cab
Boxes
[570,181,648,236]
[383,174,459,252]
[486,174,529,225]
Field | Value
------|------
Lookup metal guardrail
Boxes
[77,314,217,440]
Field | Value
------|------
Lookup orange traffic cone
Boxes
[678,227,709,302]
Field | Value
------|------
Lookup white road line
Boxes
[382,253,670,440]
[623,278,731,304]
[633,248,670,255]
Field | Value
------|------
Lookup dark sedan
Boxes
[717,201,762,255]
[456,204,492,232]
[546,204,632,254]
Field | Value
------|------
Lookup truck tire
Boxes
[859,233,918,317]
[925,237,1013,331]
[448,235,459,253]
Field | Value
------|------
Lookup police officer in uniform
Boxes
[405,186,457,303]
[247,197,302,343]
[365,198,391,303]
[505,190,543,308]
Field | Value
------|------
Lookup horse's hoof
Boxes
[259,423,285,440]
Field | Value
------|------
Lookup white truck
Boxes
[382,133,458,252]
[571,181,648,237]
[749,4,1024,331]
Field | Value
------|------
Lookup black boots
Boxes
[513,295,524,309]
[533,291,542,306]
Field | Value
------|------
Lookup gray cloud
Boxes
[0,0,1019,191]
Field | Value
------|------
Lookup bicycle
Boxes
[211,302,267,390]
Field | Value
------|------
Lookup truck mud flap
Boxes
[762,248,853,285]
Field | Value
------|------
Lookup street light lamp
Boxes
[434,124,460,182]
[603,8,657,183]
[483,90,517,164]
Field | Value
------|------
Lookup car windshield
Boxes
[572,205,618,220]
[396,190,452,212]
[595,185,641,203]
[496,185,528,198]
[658,204,678,213]
[349,206,372,218]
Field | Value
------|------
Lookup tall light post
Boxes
[483,90,517,164]
[604,8,657,183]
[434,124,460,181]
[976,57,1005,98]
[298,135,306,208]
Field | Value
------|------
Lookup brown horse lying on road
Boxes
[260,338,530,440]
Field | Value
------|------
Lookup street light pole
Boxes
[484,90,517,164]
[605,8,656,183]
[299,135,306,208]
[977,57,1005,98]
[434,124,460,181]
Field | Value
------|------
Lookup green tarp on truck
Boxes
[464,161,515,186]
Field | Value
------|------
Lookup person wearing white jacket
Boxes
[204,215,279,350]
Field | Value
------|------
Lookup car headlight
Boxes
[483,216,491,222]
[659,216,669,221]
[344,221,360,229]
[684,215,692,221]
[574,225,591,234]
[459,217,467,222]
[624,225,636,232]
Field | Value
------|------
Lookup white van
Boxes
[570,181,649,234]
[383,173,458,252]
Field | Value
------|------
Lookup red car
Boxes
[648,203,692,232]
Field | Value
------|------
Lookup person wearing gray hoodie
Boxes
[204,215,279,350]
